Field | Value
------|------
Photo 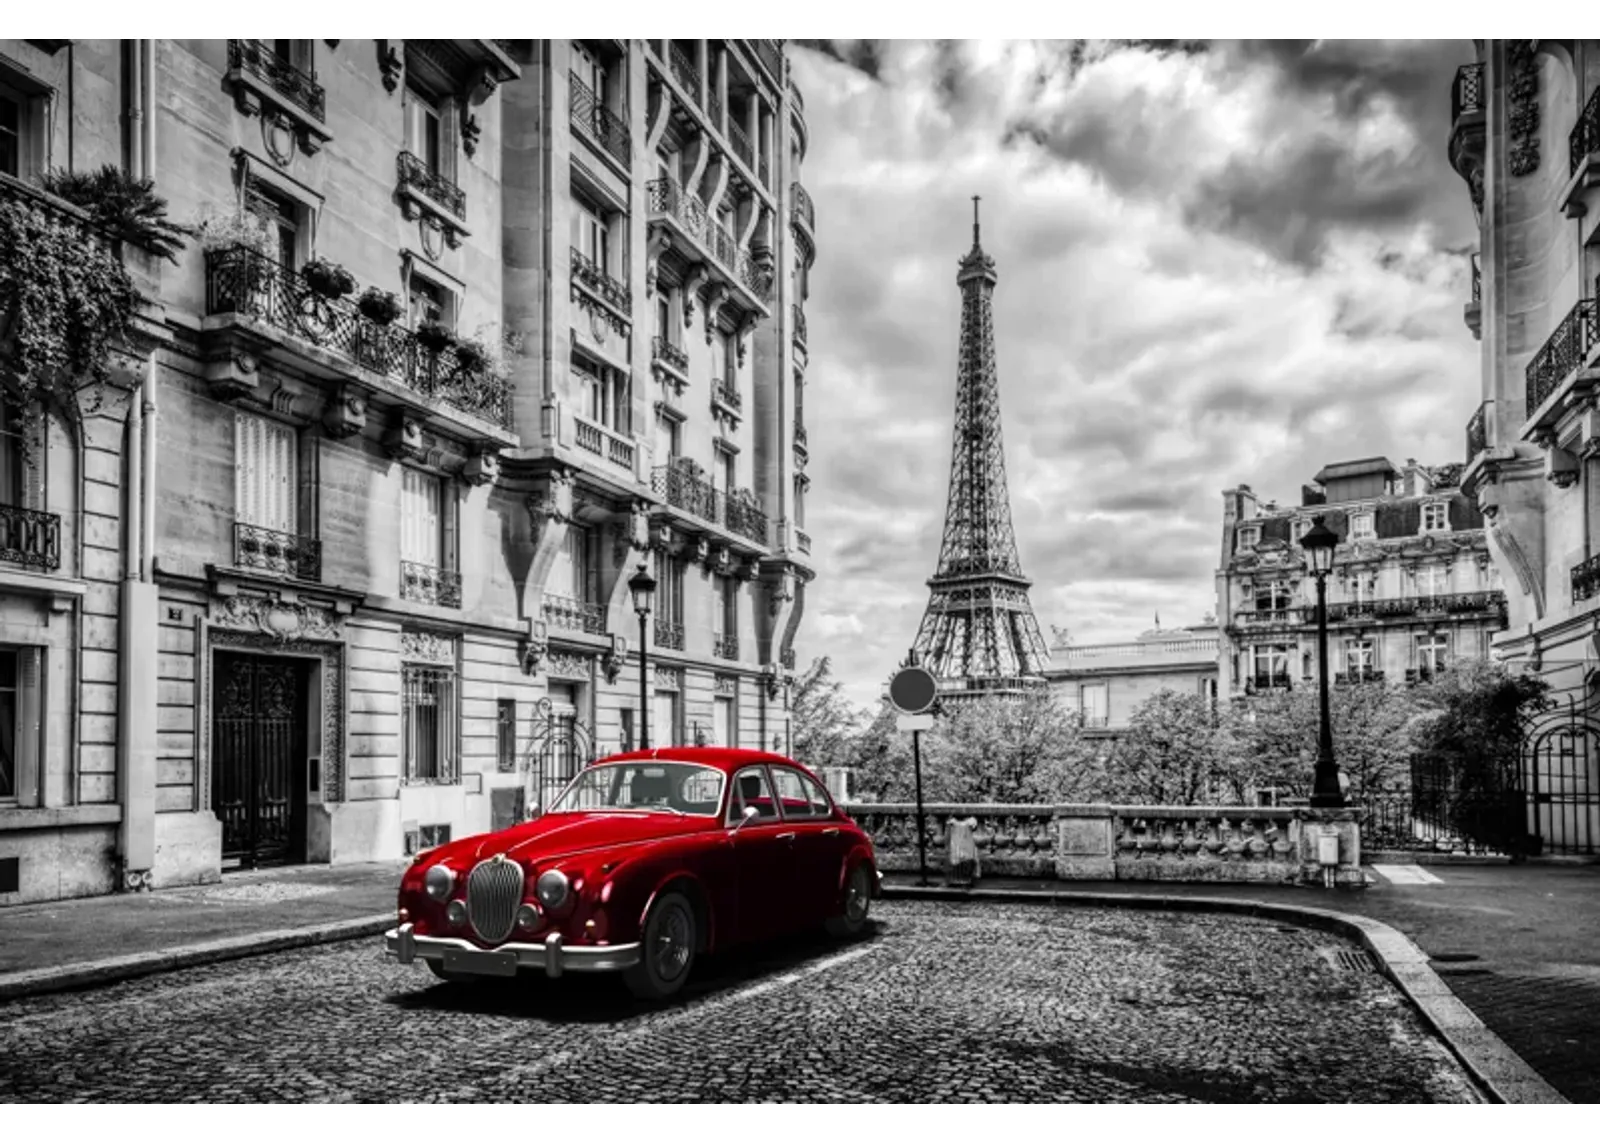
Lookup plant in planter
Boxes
[301,257,357,300]
[415,319,456,354]
[0,193,139,435]
[192,207,277,299]
[39,165,191,264]
[453,336,489,371]
[356,287,403,325]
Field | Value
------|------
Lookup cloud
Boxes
[788,40,1480,711]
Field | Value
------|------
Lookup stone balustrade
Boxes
[850,802,1360,887]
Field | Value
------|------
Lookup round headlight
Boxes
[535,869,570,909]
[424,864,455,901]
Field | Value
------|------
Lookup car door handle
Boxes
[822,828,839,837]
[776,832,796,842]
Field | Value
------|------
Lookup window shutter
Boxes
[439,480,456,573]
[264,422,296,534]
[17,646,41,808]
[235,413,259,527]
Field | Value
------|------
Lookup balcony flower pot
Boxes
[415,319,455,354]
[302,258,356,300]
[453,337,489,372]
[356,287,403,326]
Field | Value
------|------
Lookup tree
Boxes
[923,689,1103,804]
[788,657,864,772]
[848,697,917,802]
[1409,660,1550,793]
[1104,690,1224,805]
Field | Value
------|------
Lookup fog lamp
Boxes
[445,900,468,926]
[517,904,541,930]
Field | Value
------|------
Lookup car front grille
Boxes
[467,856,522,944]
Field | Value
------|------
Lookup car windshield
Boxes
[546,762,726,817]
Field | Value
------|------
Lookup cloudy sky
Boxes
[785,38,1481,711]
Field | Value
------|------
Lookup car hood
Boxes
[452,811,718,868]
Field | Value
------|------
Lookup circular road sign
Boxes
[889,666,939,715]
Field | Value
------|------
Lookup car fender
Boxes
[633,865,720,951]
[833,840,878,901]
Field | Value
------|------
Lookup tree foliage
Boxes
[1101,690,1223,806]
[40,165,190,264]
[1407,660,1550,792]
[789,657,864,772]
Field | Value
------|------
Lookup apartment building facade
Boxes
[1043,621,1219,747]
[0,37,814,903]
[1217,458,1506,699]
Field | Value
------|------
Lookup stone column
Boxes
[1297,809,1364,889]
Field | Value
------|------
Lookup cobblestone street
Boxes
[0,901,1482,1103]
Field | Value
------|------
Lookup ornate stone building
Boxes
[0,38,813,903]
[1042,620,1219,748]
[1217,458,1506,700]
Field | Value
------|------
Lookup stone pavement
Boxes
[881,861,1600,1104]
[0,901,1481,1103]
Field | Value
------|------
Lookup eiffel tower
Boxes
[912,198,1051,699]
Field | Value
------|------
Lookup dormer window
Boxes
[1421,501,1449,533]
[1238,526,1261,551]
[1350,512,1374,541]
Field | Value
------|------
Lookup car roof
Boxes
[593,746,812,777]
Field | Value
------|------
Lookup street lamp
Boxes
[1299,514,1345,808]
[629,562,656,749]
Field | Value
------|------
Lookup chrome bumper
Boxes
[385,923,641,979]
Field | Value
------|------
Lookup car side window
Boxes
[797,771,834,817]
[729,767,780,823]
[770,767,815,820]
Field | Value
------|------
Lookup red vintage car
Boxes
[385,747,881,1000]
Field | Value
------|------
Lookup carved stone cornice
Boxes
[400,629,456,664]
[210,591,345,643]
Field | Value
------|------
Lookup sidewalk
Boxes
[881,862,1600,1104]
[0,860,404,1002]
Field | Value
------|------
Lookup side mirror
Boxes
[731,804,759,832]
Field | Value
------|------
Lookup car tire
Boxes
[426,961,478,984]
[825,863,873,938]
[624,890,697,1002]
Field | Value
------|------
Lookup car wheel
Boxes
[624,890,697,1002]
[825,863,873,938]
[426,961,478,984]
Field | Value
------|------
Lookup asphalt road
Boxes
[0,900,1483,1103]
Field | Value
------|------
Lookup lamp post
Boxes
[628,562,656,749]
[1298,514,1345,808]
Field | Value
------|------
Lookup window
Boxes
[710,332,728,386]
[653,690,680,746]
[408,276,447,329]
[653,549,684,628]
[1347,575,1372,605]
[1350,513,1375,540]
[0,646,42,806]
[572,197,612,275]
[1416,564,1448,601]
[1291,518,1309,544]
[0,75,46,182]
[496,699,517,773]
[713,694,735,747]
[718,448,736,491]
[1237,526,1260,551]
[1079,682,1108,726]
[770,765,816,818]
[573,41,609,107]
[1200,677,1218,705]
[1,398,26,508]
[234,413,298,537]
[401,468,444,569]
[551,523,599,604]
[655,413,681,463]
[794,474,808,528]
[1254,581,1294,612]
[404,80,444,175]
[715,579,738,643]
[729,766,778,821]
[402,665,457,783]
[655,294,672,345]
[798,769,834,816]
[0,89,20,178]
[1345,639,1375,678]
[1422,502,1449,533]
[1251,645,1291,686]
[1418,634,1449,675]
[619,708,635,753]
[245,181,300,270]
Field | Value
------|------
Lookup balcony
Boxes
[569,72,630,168]
[542,592,607,635]
[792,182,815,234]
[1237,607,1307,626]
[651,335,689,378]
[795,528,812,555]
[1451,62,1484,124]
[396,151,467,246]
[570,247,632,317]
[1335,670,1386,686]
[713,634,739,661]
[1465,252,1482,339]
[400,561,462,609]
[1573,553,1600,603]
[669,43,701,106]
[573,413,637,474]
[655,619,685,651]
[791,304,807,348]
[753,40,784,86]
[713,379,742,414]
[225,40,330,156]
[203,246,514,438]
[1466,400,1488,465]
[650,464,770,549]
[1525,298,1597,421]
[0,505,62,572]
[234,523,320,581]
[794,420,808,455]
[646,177,773,314]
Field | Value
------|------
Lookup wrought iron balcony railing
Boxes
[728,118,754,171]
[646,177,773,304]
[724,495,769,546]
[568,72,631,168]
[234,523,321,581]
[791,182,815,231]
[1574,552,1600,603]
[0,504,62,571]
[1527,297,1598,414]
[649,465,770,546]
[654,619,685,651]
[570,246,632,315]
[205,246,511,428]
[669,43,701,104]
[1239,607,1307,625]
[1574,86,1600,176]
[228,40,325,122]
[791,303,807,346]
[542,592,607,634]
[1335,670,1386,686]
[397,151,466,221]
[400,561,462,609]
[1466,400,1488,464]
[713,380,742,411]
[652,335,689,373]
[1451,61,1484,124]
[795,527,812,555]
[713,634,739,660]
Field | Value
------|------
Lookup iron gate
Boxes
[1519,697,1600,856]
[524,696,594,814]
[212,652,306,868]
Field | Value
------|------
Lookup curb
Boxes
[880,883,1568,1106]
[0,913,395,1004]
